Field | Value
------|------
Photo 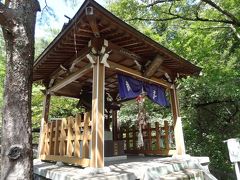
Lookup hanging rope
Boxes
[73,20,78,60]
[136,92,148,148]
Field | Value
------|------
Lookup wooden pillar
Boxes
[170,85,186,155]
[38,93,51,158]
[90,56,105,168]
[112,110,118,141]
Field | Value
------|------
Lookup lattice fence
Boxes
[40,112,91,167]
[118,121,175,155]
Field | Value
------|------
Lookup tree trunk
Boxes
[1,1,40,179]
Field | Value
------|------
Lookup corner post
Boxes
[90,56,105,168]
[170,85,186,155]
[112,110,118,141]
[38,93,51,158]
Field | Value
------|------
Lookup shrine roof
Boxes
[33,0,201,98]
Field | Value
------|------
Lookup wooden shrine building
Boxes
[33,0,201,169]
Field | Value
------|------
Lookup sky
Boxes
[35,0,106,38]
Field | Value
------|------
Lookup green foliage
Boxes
[35,28,60,58]
[32,85,81,129]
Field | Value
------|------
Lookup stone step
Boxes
[159,168,204,180]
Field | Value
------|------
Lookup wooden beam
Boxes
[108,61,172,89]
[90,56,105,168]
[170,85,186,156]
[49,63,92,92]
[86,6,100,38]
[144,54,164,78]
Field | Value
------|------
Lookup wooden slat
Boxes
[126,127,130,150]
[164,121,169,151]
[60,118,67,156]
[155,122,160,150]
[54,120,61,155]
[67,117,74,157]
[45,123,51,155]
[82,112,90,158]
[132,125,136,150]
[147,123,152,150]
[41,124,48,155]
[74,114,81,157]
[49,121,55,155]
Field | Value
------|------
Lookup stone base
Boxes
[34,156,217,180]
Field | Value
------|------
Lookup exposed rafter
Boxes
[144,54,164,78]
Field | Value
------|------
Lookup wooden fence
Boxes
[40,112,92,167]
[118,121,175,155]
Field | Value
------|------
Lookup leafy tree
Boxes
[108,0,240,178]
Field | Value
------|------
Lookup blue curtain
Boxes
[117,74,169,106]
[117,74,143,99]
[144,83,169,106]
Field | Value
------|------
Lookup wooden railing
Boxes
[118,121,175,155]
[40,112,92,167]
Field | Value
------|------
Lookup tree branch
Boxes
[201,0,240,26]
[166,1,236,26]
[146,0,180,7]
[194,100,236,108]
[142,0,240,27]
[0,2,15,29]
[39,0,56,24]
[128,16,179,22]
[128,13,235,25]
[230,24,240,40]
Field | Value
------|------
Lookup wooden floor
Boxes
[33,155,216,180]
